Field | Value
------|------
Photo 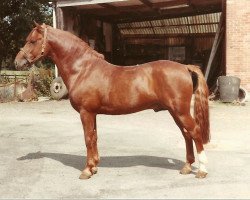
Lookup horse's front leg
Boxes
[79,110,99,179]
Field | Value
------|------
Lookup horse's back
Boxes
[137,60,193,92]
[104,60,193,113]
[70,59,194,114]
[148,60,194,102]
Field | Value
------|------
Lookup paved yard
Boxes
[0,99,249,198]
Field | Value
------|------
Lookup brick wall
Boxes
[226,0,250,91]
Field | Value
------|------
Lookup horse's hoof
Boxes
[195,170,207,178]
[79,170,92,180]
[180,163,192,175]
[79,173,91,179]
[91,167,98,174]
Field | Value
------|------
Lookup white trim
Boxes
[52,3,59,78]
[199,163,207,173]
[53,5,57,28]
[198,151,208,173]
[57,0,128,8]
[198,151,208,164]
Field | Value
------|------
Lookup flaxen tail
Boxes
[188,65,210,144]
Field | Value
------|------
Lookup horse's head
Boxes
[15,22,49,70]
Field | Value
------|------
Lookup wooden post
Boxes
[205,14,223,81]
[56,7,64,30]
[14,75,17,99]
[52,2,59,78]
[221,0,226,75]
[54,2,64,78]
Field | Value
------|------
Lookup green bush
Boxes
[29,65,53,97]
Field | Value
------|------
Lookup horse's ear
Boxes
[34,21,40,28]
[34,21,44,33]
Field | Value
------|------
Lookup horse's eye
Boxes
[30,41,36,44]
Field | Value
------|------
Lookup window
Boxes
[168,46,185,62]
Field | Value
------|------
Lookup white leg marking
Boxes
[198,151,208,173]
[168,159,174,164]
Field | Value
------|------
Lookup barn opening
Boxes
[54,0,224,90]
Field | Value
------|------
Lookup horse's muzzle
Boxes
[14,52,29,70]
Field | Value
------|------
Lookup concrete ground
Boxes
[0,99,250,198]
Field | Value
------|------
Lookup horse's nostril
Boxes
[15,61,18,68]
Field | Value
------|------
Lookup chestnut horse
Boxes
[15,23,210,179]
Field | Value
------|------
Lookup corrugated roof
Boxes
[118,12,221,36]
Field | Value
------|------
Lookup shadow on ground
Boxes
[17,152,188,171]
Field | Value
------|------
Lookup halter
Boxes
[20,24,48,65]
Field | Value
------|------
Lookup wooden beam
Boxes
[139,0,161,15]
[187,0,196,11]
[221,0,226,75]
[112,6,221,23]
[205,14,223,80]
[118,22,219,30]
[98,3,119,12]
[80,5,148,15]
[77,0,221,23]
[139,0,153,8]
[57,0,127,7]
[56,7,64,30]
[190,0,221,7]
[151,0,188,9]
[120,32,216,39]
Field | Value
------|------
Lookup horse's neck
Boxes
[47,29,106,90]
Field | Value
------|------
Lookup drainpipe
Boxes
[51,1,59,78]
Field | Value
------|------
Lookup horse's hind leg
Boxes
[180,132,194,174]
[79,111,99,179]
[173,112,208,178]
[170,99,207,178]
[169,111,194,175]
